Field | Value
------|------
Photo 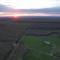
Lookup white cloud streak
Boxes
[0,0,60,9]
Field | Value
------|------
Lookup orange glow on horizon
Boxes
[0,12,60,17]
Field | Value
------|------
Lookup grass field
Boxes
[22,35,60,60]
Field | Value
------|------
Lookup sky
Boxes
[0,0,60,9]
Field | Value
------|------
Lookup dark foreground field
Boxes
[0,16,60,60]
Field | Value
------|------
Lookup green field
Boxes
[22,35,60,60]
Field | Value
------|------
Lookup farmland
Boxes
[22,16,60,60]
[0,16,60,60]
[23,35,60,60]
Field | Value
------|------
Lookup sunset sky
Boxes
[0,0,60,9]
[0,0,60,17]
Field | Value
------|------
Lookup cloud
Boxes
[0,0,60,9]
[0,4,13,12]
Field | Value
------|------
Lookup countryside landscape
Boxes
[0,0,60,60]
[0,16,60,60]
